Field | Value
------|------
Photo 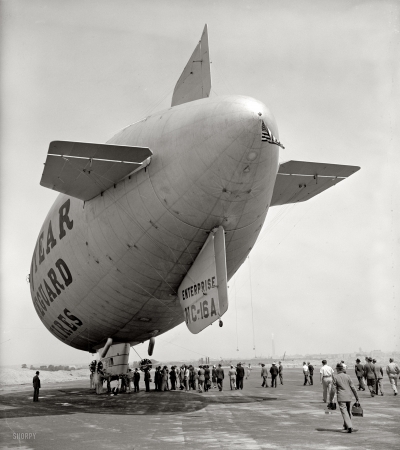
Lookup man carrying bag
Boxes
[329,363,361,433]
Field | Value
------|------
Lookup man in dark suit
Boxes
[354,358,365,391]
[270,363,279,388]
[308,362,314,385]
[133,368,140,392]
[33,371,41,402]
[364,357,377,397]
[236,363,245,390]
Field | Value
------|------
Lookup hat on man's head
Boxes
[368,357,373,362]
[372,359,376,363]
[356,358,360,363]
[336,363,344,370]
[272,362,276,365]
[261,363,265,366]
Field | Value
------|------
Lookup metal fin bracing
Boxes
[40,141,152,201]
[271,160,360,206]
[171,24,211,107]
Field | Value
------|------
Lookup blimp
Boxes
[29,25,359,375]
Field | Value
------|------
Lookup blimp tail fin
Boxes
[40,140,152,201]
[271,160,360,206]
[178,226,228,334]
[171,24,211,107]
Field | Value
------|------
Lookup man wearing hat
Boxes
[372,359,384,396]
[236,363,245,390]
[354,359,365,391]
[270,363,279,388]
[215,364,225,391]
[33,371,41,402]
[319,360,334,402]
[363,357,377,397]
[329,363,360,433]
[386,358,399,396]
[261,364,269,387]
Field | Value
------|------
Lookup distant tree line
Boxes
[22,364,76,371]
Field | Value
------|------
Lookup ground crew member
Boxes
[33,371,40,402]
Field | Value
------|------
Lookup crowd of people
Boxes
[34,354,398,435]
[312,357,399,433]
[142,362,248,393]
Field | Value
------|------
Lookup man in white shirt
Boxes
[303,362,310,386]
[184,366,190,391]
[386,358,399,396]
[319,359,334,402]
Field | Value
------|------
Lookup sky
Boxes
[1,0,399,367]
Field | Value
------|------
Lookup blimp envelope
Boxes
[178,226,228,334]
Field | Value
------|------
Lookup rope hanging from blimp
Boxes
[232,275,239,351]
[248,256,256,355]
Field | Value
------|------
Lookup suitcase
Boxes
[352,401,363,417]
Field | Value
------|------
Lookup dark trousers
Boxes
[271,375,277,387]
[171,379,176,390]
[309,373,313,385]
[356,376,365,390]
[134,381,139,392]
[145,380,150,392]
[217,378,223,391]
[304,374,309,385]
[33,387,39,402]
[236,377,244,390]
[204,379,209,391]
[279,373,283,384]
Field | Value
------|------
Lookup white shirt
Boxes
[320,365,334,377]
[303,364,309,373]
[341,363,347,369]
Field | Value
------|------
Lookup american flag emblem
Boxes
[261,121,285,149]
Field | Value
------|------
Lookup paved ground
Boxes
[0,368,398,449]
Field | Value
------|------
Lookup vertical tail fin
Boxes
[171,24,211,107]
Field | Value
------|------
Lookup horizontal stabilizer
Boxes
[40,141,152,201]
[171,24,211,107]
[271,160,360,206]
[178,226,228,334]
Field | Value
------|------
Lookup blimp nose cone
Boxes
[148,95,280,231]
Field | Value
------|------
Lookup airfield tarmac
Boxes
[0,368,398,450]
